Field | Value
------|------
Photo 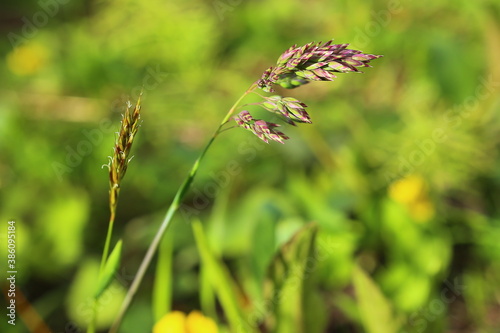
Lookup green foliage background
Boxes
[1,0,500,332]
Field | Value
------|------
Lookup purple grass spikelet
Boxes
[259,95,311,125]
[234,110,289,144]
[256,39,382,92]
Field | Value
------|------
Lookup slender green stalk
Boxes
[87,213,116,333]
[101,207,117,271]
[109,83,257,333]
[88,303,98,333]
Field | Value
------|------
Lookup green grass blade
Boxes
[352,265,401,333]
[95,240,122,299]
[271,223,318,333]
[192,219,255,333]
[153,231,173,321]
[200,262,217,319]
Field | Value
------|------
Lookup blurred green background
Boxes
[1,0,500,332]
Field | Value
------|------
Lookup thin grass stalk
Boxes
[101,200,117,271]
[109,84,257,332]
[87,208,117,333]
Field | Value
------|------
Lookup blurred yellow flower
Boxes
[389,174,425,204]
[389,174,434,222]
[186,311,218,333]
[153,310,218,333]
[6,42,48,76]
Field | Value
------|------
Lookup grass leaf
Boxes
[192,219,256,333]
[269,223,318,333]
[95,240,122,299]
[352,265,401,333]
[153,232,173,321]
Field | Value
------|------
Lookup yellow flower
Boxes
[154,311,186,333]
[388,174,434,222]
[6,42,48,76]
[186,311,218,333]
[153,311,218,333]
[389,174,425,205]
